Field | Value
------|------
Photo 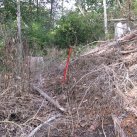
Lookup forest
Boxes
[1,0,137,137]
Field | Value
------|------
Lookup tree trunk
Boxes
[103,0,108,38]
[128,0,131,21]
[16,0,23,80]
[50,0,54,28]
[61,0,64,16]
[36,0,39,21]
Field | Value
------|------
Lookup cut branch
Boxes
[32,85,66,113]
[27,114,61,137]
[108,30,137,46]
[109,18,127,22]
[109,18,137,22]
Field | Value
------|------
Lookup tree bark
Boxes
[28,114,61,137]
[103,0,108,37]
[36,0,39,21]
[61,0,64,16]
[32,84,66,113]
[16,0,23,80]
[128,0,131,21]
[50,0,54,28]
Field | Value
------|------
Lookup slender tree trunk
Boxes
[128,0,131,21]
[36,0,39,21]
[29,0,32,21]
[50,0,54,28]
[16,0,23,80]
[61,0,64,16]
[103,0,108,37]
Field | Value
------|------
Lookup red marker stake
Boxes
[63,47,73,83]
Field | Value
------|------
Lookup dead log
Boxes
[32,85,66,113]
[28,114,61,137]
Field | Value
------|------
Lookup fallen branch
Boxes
[79,31,137,56]
[112,114,126,137]
[23,99,45,125]
[32,85,66,113]
[27,114,61,137]
[109,18,127,22]
[102,118,107,137]
[108,30,137,47]
[120,30,137,41]
[109,18,137,22]
[120,49,137,54]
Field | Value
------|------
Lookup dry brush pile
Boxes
[1,30,137,137]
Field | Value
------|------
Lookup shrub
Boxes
[53,11,104,49]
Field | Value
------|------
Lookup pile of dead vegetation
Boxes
[1,30,137,137]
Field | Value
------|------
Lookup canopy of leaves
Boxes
[1,0,131,53]
[53,11,104,49]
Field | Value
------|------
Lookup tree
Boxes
[16,0,23,78]
[54,11,104,49]
[103,0,108,37]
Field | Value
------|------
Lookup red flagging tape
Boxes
[63,47,73,83]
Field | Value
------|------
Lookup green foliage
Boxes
[1,0,106,53]
[133,0,137,15]
[2,0,16,22]
[28,22,46,46]
[53,12,104,49]
[0,0,51,52]
[76,0,115,13]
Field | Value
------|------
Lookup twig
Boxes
[76,82,94,124]
[102,118,107,137]
[23,99,45,125]
[31,84,66,113]
[112,114,126,137]
[0,120,23,132]
[69,67,104,93]
[77,84,92,109]
[1,86,16,96]
[69,62,122,94]
[27,114,61,137]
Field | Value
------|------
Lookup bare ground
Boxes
[1,32,137,136]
